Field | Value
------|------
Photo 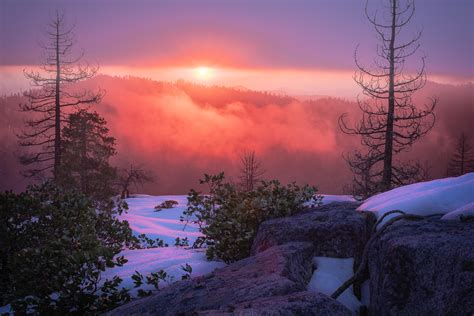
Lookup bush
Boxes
[181,173,321,263]
[132,233,169,248]
[0,182,136,314]
[154,200,178,212]
[174,237,189,247]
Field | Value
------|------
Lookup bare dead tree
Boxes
[18,12,104,179]
[447,132,474,176]
[239,151,265,191]
[118,164,154,199]
[339,0,436,195]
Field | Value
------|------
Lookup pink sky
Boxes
[1,0,473,97]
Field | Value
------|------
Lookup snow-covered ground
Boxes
[357,173,474,225]
[102,195,226,295]
[102,247,225,295]
[308,257,360,313]
[118,195,202,245]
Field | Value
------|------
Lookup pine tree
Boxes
[58,110,117,203]
[447,133,474,176]
[18,12,103,179]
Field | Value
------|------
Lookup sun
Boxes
[195,66,212,80]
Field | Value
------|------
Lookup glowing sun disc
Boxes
[195,66,212,80]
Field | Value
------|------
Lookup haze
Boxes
[0,0,473,194]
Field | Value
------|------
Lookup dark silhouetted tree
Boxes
[447,132,474,176]
[339,0,436,196]
[239,150,265,191]
[18,12,104,179]
[118,164,154,199]
[57,110,117,203]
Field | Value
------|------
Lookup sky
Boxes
[1,0,473,96]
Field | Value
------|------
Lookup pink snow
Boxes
[357,173,474,224]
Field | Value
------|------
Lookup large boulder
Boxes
[108,242,351,315]
[368,217,474,315]
[251,202,376,266]
[198,291,352,316]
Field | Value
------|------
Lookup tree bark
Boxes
[382,0,397,191]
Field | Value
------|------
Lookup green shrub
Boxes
[174,237,189,247]
[0,182,136,314]
[132,233,169,248]
[181,173,321,263]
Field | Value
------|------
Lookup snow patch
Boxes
[0,305,12,315]
[441,202,474,220]
[357,173,474,225]
[308,257,361,314]
[119,195,202,245]
[320,194,356,205]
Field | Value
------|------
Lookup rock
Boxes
[198,291,352,316]
[108,242,329,315]
[368,217,474,315]
[251,202,376,266]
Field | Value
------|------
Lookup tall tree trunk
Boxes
[340,0,437,196]
[19,14,102,179]
[461,135,465,174]
[382,0,397,191]
[54,21,61,180]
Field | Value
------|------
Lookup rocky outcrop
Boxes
[198,291,352,315]
[251,202,376,268]
[109,201,474,315]
[367,217,474,315]
[108,242,351,315]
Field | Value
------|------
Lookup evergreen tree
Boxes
[58,110,117,203]
[19,13,103,179]
[447,133,474,176]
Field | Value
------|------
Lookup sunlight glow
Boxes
[195,66,212,80]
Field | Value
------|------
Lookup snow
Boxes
[320,194,356,205]
[119,195,202,245]
[102,247,225,296]
[104,195,225,295]
[441,202,474,220]
[0,305,12,315]
[357,173,474,225]
[308,257,361,314]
